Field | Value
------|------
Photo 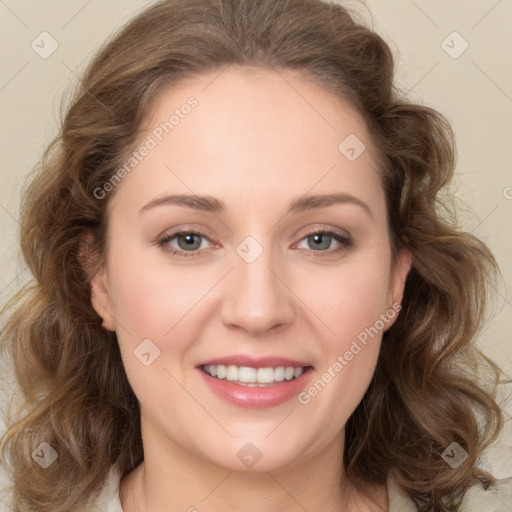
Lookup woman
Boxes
[1,0,511,510]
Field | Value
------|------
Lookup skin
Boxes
[90,66,411,512]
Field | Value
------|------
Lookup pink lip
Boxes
[196,355,312,368]
[196,361,314,409]
[197,368,314,408]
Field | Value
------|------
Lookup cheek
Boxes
[106,251,205,410]
[107,240,204,329]
[297,266,390,425]
[105,242,212,380]
[298,249,392,404]
[303,253,392,343]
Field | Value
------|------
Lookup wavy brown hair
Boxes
[0,0,509,510]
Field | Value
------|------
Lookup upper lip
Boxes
[196,355,313,369]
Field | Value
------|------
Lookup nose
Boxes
[219,241,295,337]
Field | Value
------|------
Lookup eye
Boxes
[157,230,213,257]
[295,228,352,256]
[156,227,352,258]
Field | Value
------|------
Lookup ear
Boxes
[90,266,116,331]
[78,232,116,332]
[388,247,412,311]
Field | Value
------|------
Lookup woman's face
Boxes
[91,66,410,473]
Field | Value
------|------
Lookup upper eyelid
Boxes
[159,224,350,241]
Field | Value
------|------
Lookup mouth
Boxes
[196,356,315,408]
[201,364,313,387]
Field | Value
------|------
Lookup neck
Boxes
[119,418,387,512]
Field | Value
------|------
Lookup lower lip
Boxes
[197,367,314,409]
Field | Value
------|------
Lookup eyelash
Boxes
[156,227,352,258]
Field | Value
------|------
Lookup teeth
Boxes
[239,366,257,382]
[274,366,285,381]
[203,365,305,384]
[226,365,238,381]
[284,367,295,380]
[257,367,275,384]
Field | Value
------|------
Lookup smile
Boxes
[197,363,314,408]
[202,364,308,386]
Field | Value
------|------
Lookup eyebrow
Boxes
[139,192,373,218]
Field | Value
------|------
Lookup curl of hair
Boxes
[0,0,508,510]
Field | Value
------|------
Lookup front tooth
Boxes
[284,367,295,380]
[226,365,238,381]
[238,366,257,383]
[273,366,285,381]
[256,367,275,384]
[216,365,227,379]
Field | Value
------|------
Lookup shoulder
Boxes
[459,475,512,512]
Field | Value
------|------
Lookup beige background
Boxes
[0,0,511,478]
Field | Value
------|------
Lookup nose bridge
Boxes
[219,234,294,335]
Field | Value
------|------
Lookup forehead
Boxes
[108,66,385,219]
